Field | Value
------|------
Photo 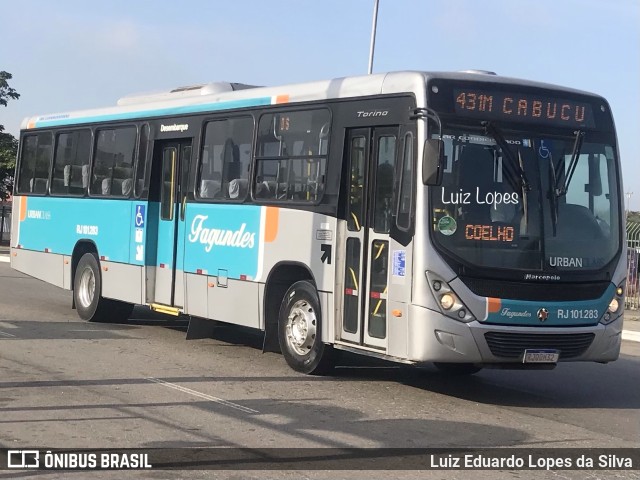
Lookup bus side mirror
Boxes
[423,139,444,186]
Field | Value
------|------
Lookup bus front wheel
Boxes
[278,280,334,375]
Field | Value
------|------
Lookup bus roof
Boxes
[21,70,602,131]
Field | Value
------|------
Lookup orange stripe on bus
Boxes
[27,120,36,129]
[264,207,279,242]
[487,297,501,313]
[19,196,27,222]
[275,94,289,104]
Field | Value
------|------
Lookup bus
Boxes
[11,71,625,375]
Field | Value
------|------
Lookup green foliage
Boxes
[0,71,19,200]
[0,71,20,112]
[628,212,640,224]
[0,132,17,200]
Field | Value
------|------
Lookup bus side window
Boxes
[51,130,91,196]
[198,117,253,201]
[373,135,396,233]
[91,127,136,197]
[396,132,414,230]
[254,109,330,203]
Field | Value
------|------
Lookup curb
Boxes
[622,330,640,343]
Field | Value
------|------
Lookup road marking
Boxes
[0,322,17,329]
[146,377,259,414]
[622,330,640,343]
[0,257,9,263]
[68,329,110,332]
[0,331,16,338]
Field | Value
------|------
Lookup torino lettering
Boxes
[189,214,255,252]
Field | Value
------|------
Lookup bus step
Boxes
[149,303,181,316]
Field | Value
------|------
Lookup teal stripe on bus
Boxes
[34,97,274,128]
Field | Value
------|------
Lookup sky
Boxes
[1,0,638,206]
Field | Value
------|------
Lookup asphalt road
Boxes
[0,260,638,479]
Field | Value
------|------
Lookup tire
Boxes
[73,252,133,323]
[278,280,334,375]
[433,362,482,376]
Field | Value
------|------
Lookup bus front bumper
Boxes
[407,305,623,365]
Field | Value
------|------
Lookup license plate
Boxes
[523,349,560,364]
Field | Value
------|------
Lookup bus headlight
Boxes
[426,271,475,323]
[440,293,455,310]
[601,282,624,325]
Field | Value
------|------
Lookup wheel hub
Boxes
[78,267,95,308]
[286,300,317,356]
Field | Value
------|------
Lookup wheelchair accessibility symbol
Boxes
[538,140,551,159]
[135,205,145,228]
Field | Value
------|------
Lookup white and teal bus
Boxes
[11,71,625,374]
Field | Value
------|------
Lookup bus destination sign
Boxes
[453,89,595,128]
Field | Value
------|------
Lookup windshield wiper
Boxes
[547,156,559,236]
[545,130,584,235]
[556,130,584,196]
[482,121,531,233]
[517,149,529,233]
[482,121,531,193]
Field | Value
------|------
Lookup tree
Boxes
[0,71,20,200]
[0,133,18,200]
[628,211,640,224]
[0,71,20,111]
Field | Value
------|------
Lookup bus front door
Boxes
[340,127,397,350]
[149,140,192,308]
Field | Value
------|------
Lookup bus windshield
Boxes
[430,125,621,273]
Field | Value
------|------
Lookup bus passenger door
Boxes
[340,127,397,350]
[149,139,192,307]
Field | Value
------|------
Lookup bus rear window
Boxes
[17,132,53,195]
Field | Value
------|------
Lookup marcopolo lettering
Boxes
[524,273,561,281]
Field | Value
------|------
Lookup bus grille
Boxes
[484,332,595,359]
[460,277,609,301]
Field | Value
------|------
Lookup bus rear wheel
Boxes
[74,252,133,323]
[278,280,334,375]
